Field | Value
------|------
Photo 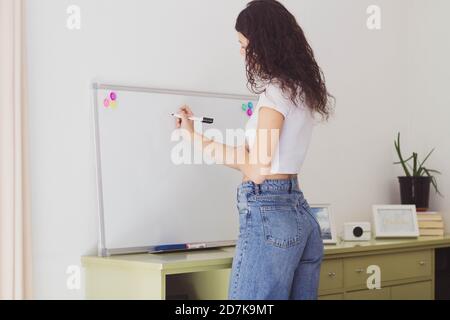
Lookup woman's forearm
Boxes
[191,132,242,170]
[191,131,267,182]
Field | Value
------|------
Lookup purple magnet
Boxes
[110,92,117,101]
[247,108,253,117]
[103,98,110,108]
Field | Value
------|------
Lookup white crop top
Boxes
[245,82,316,174]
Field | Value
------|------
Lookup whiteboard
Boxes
[92,83,257,256]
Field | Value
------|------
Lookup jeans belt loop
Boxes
[255,183,260,195]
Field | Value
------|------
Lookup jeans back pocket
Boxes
[260,205,302,248]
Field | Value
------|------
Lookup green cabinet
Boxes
[318,251,434,300]
[343,250,432,289]
[318,293,344,300]
[82,236,450,300]
[338,281,433,300]
[345,288,390,300]
[319,259,343,295]
[391,281,433,300]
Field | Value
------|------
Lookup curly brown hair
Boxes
[236,0,334,121]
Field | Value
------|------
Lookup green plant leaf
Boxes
[394,132,411,176]
[393,154,414,164]
[417,167,424,176]
[423,167,444,197]
[407,162,413,171]
[425,169,442,175]
[418,148,435,170]
[413,152,418,176]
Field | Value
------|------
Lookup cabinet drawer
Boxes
[344,250,432,288]
[319,259,343,292]
[319,293,344,300]
[391,281,433,300]
[345,288,390,300]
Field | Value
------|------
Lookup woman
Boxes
[175,0,333,300]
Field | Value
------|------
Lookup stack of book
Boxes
[417,211,445,236]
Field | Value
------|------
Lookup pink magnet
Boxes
[247,108,253,117]
[110,92,117,101]
[103,98,110,108]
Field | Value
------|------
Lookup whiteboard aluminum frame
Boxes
[91,82,257,256]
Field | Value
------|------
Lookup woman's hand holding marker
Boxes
[175,105,195,139]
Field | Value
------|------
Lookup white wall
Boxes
[26,0,449,299]
[405,0,450,217]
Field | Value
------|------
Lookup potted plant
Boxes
[394,132,443,211]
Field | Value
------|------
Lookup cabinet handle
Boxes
[355,268,364,273]
[419,261,426,266]
[328,272,336,278]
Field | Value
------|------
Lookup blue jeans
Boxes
[228,177,324,300]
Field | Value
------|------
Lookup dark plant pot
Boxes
[398,176,432,211]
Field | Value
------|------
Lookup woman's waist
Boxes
[241,173,295,183]
[238,175,300,195]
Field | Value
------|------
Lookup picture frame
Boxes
[372,205,419,238]
[309,204,338,245]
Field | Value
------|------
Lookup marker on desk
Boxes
[153,244,187,252]
[187,243,208,249]
[171,113,214,124]
[152,243,207,252]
